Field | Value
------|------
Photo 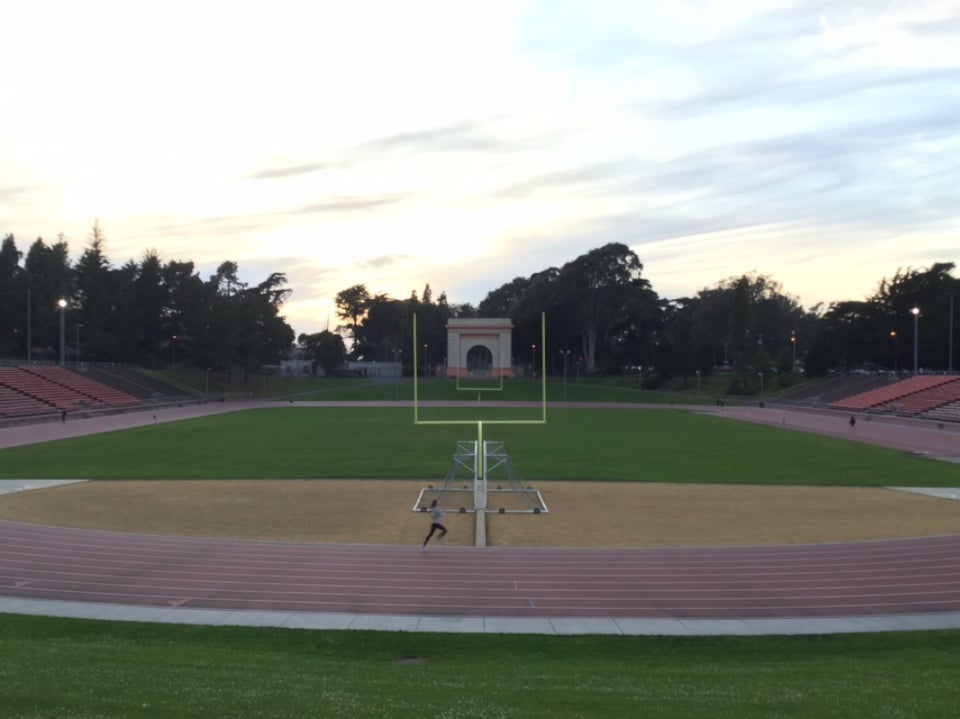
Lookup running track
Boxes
[2,401,960,634]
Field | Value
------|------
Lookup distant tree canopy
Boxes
[335,252,957,386]
[1,225,956,383]
[0,225,294,380]
[806,263,958,376]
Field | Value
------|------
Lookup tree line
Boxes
[2,225,956,389]
[319,243,957,392]
[0,223,294,381]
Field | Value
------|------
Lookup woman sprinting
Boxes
[422,499,447,550]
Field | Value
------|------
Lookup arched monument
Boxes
[445,318,513,379]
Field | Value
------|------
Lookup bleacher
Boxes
[925,400,960,423]
[0,377,55,418]
[874,377,960,415]
[80,366,190,400]
[831,375,960,413]
[776,373,893,405]
[22,366,140,407]
[0,366,142,416]
[0,367,93,411]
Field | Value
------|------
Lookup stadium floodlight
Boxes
[57,298,67,367]
[911,307,920,374]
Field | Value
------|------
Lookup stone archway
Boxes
[446,318,513,378]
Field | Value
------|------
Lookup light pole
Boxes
[790,332,796,372]
[695,369,701,395]
[171,335,178,368]
[26,288,32,363]
[75,323,83,365]
[530,344,536,379]
[57,299,67,367]
[911,307,920,374]
[560,350,570,400]
[949,294,954,374]
[757,371,764,403]
[890,331,898,372]
[422,343,428,378]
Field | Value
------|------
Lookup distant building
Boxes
[280,359,315,376]
[345,361,402,379]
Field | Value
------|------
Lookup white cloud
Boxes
[1,0,957,336]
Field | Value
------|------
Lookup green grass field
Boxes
[2,403,959,717]
[168,370,716,404]
[1,406,957,486]
[2,615,958,718]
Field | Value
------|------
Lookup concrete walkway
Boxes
[4,595,959,636]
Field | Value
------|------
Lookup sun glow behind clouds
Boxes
[2,1,957,336]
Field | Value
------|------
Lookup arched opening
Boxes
[466,345,493,377]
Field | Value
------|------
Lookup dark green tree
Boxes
[335,284,371,357]
[0,234,23,356]
[299,330,347,376]
[23,236,72,360]
[555,243,652,373]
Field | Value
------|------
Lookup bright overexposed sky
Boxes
[2,0,958,335]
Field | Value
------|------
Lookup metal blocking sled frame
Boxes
[412,439,548,515]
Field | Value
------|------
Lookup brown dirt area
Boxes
[1,480,959,547]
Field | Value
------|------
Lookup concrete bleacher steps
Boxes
[81,366,189,400]
[923,400,960,423]
[832,375,960,414]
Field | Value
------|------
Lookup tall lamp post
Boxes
[422,343,428,378]
[790,332,796,372]
[559,349,570,400]
[171,335,178,368]
[757,371,764,404]
[530,344,536,379]
[57,299,67,367]
[890,331,897,372]
[911,307,920,374]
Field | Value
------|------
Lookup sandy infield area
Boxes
[1,479,959,547]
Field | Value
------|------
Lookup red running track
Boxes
[2,520,960,620]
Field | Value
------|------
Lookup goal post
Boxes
[411,312,549,535]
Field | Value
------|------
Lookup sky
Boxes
[2,0,958,336]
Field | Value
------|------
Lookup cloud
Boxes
[247,162,332,180]
[358,254,413,270]
[289,195,408,215]
[645,65,960,119]
[491,158,640,199]
[362,119,516,155]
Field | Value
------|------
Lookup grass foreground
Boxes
[2,614,959,719]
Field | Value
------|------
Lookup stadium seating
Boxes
[21,366,140,407]
[831,375,960,413]
[0,377,55,417]
[0,366,140,415]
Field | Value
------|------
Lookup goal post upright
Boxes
[540,309,546,421]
